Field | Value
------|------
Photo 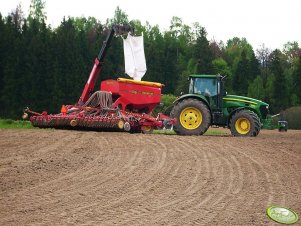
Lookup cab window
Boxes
[194,78,217,97]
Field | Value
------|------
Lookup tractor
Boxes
[170,74,269,136]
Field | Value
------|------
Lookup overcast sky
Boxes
[1,0,300,50]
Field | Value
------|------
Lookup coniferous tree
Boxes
[54,18,84,104]
[270,49,289,112]
[0,5,300,118]
[232,50,249,95]
[0,14,5,115]
[192,24,213,74]
[1,15,20,117]
[248,52,260,82]
[162,30,178,93]
[143,24,165,84]
[293,56,301,104]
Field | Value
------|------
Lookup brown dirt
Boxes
[0,128,300,225]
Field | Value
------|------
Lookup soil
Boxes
[0,128,300,225]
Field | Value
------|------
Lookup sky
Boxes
[1,0,300,50]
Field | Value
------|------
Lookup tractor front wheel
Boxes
[171,99,211,135]
[229,110,261,137]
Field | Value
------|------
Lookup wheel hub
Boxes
[235,118,251,134]
[180,107,202,130]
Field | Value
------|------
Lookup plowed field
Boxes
[0,128,300,225]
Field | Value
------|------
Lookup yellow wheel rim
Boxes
[70,119,78,127]
[118,120,125,129]
[180,107,202,130]
[235,118,251,134]
[142,126,152,132]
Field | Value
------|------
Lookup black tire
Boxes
[278,127,287,132]
[170,98,211,135]
[229,110,261,137]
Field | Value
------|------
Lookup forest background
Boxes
[0,0,300,126]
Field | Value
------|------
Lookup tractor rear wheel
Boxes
[229,110,261,137]
[171,98,211,135]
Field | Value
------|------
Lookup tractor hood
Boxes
[223,95,269,107]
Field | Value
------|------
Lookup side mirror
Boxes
[221,75,227,81]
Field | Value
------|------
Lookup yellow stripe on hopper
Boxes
[118,78,164,88]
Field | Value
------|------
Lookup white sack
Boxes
[123,34,147,81]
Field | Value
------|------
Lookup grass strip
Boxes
[0,119,34,129]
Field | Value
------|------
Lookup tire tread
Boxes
[229,109,261,137]
[171,98,211,135]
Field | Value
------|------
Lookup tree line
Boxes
[0,3,301,119]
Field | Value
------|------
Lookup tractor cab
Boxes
[188,75,225,110]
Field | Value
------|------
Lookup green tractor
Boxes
[171,74,269,136]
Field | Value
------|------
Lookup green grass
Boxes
[205,130,227,135]
[0,119,34,129]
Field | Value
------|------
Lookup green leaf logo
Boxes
[267,206,299,224]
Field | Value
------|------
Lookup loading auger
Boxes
[23,25,175,133]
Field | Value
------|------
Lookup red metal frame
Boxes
[78,59,104,104]
[24,25,176,133]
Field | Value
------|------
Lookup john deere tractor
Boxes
[171,75,269,136]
